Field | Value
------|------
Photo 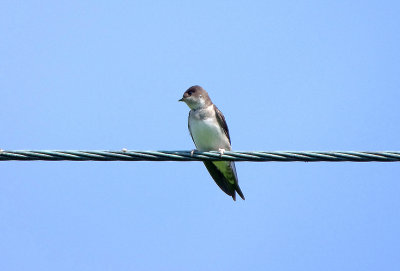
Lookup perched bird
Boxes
[179,85,245,201]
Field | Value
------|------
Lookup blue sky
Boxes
[1,1,400,270]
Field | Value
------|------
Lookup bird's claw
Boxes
[121,148,128,152]
[218,148,226,157]
[190,149,197,157]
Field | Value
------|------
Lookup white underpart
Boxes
[188,105,235,183]
[189,106,231,152]
[187,96,207,110]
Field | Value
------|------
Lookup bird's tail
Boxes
[203,161,245,201]
[234,184,245,201]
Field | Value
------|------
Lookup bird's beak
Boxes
[178,98,184,102]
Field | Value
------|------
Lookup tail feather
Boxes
[235,184,245,200]
[203,161,245,201]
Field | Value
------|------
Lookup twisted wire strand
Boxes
[1,150,400,162]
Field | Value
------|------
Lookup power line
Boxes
[1,150,400,162]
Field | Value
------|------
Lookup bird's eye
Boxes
[188,91,192,96]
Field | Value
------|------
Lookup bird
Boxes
[179,85,245,201]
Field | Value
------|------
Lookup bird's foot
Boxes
[218,148,226,157]
[121,148,128,152]
[190,149,198,157]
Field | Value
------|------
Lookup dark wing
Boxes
[213,105,231,143]
[203,161,236,200]
[203,161,245,201]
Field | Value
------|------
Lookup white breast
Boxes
[189,109,231,151]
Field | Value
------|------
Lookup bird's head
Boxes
[179,85,212,110]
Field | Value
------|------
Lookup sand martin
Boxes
[179,85,245,201]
